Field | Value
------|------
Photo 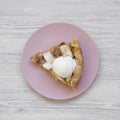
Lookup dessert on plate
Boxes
[30,39,83,89]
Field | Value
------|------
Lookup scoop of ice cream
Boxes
[52,56,76,78]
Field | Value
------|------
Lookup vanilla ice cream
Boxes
[52,56,76,78]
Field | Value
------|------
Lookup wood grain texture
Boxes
[0,0,120,119]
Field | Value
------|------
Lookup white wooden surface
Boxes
[0,0,120,119]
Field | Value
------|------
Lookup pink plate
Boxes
[22,23,99,100]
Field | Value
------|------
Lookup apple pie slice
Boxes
[30,39,83,89]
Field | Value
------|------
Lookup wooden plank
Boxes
[0,0,120,119]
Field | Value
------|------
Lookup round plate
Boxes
[22,23,99,100]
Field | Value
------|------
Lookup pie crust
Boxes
[30,39,83,89]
